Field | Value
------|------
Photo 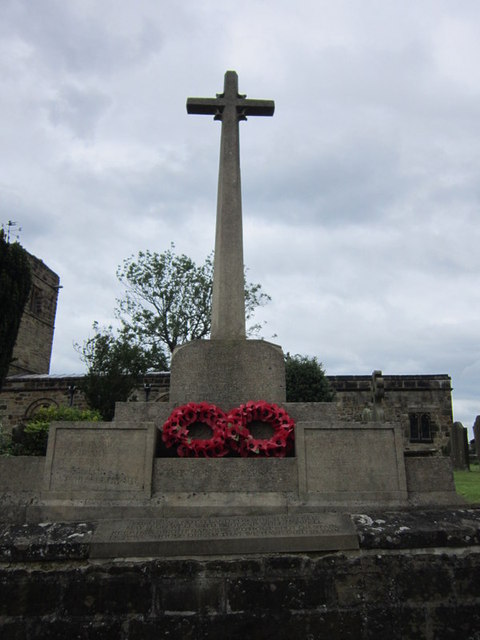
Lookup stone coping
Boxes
[1,508,479,562]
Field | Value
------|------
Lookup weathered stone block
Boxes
[0,570,61,616]
[62,567,152,616]
[151,558,204,579]
[295,421,407,502]
[90,512,358,558]
[157,577,224,614]
[405,456,456,492]
[450,554,480,599]
[430,604,480,640]
[153,457,297,493]
[28,618,124,640]
[362,605,428,640]
[0,456,44,492]
[169,339,285,409]
[0,522,93,562]
[128,618,201,640]
[393,556,452,602]
[0,620,28,640]
[43,420,156,499]
[227,577,330,611]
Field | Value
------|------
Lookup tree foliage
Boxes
[116,244,270,358]
[285,353,335,402]
[0,228,31,389]
[76,246,270,416]
[76,323,167,420]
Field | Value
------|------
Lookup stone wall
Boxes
[0,375,89,429]
[8,253,60,376]
[331,374,453,455]
[0,372,452,453]
[0,548,479,639]
[0,373,170,430]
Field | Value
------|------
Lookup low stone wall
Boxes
[1,545,479,638]
[0,372,170,430]
[0,374,90,430]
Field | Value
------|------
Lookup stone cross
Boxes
[187,70,274,339]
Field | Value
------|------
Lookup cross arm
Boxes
[187,97,275,118]
[239,99,275,117]
[186,98,219,115]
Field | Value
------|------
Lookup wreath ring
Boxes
[226,401,295,458]
[161,402,228,458]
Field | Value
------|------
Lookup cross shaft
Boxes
[187,71,274,339]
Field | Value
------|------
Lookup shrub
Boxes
[285,353,335,403]
[18,406,101,456]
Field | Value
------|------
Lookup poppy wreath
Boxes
[161,402,229,458]
[162,401,295,458]
[225,401,295,458]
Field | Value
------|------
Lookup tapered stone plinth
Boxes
[169,339,285,410]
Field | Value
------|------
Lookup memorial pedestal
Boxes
[169,339,286,409]
[0,400,462,556]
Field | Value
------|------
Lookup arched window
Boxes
[409,412,432,443]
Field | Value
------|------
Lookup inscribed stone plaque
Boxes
[297,422,407,498]
[90,512,358,557]
[43,421,155,498]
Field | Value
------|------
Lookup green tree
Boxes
[76,246,270,416]
[0,227,31,389]
[116,244,270,357]
[285,353,335,402]
[76,323,167,420]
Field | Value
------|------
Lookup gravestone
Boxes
[474,416,480,461]
[451,421,469,470]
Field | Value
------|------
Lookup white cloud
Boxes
[2,0,480,433]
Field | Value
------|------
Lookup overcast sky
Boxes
[2,1,480,433]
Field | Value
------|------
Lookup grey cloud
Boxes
[3,0,480,434]
[1,0,164,77]
[47,83,112,139]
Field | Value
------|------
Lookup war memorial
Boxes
[1,72,480,638]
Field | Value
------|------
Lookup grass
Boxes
[454,463,480,504]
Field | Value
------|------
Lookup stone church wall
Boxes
[0,372,171,431]
[331,374,453,455]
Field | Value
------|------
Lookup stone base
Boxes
[90,512,358,558]
[2,508,480,562]
[2,525,480,639]
[0,401,463,529]
[169,339,285,409]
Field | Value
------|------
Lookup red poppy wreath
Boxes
[225,401,295,458]
[161,401,295,458]
[161,402,229,458]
